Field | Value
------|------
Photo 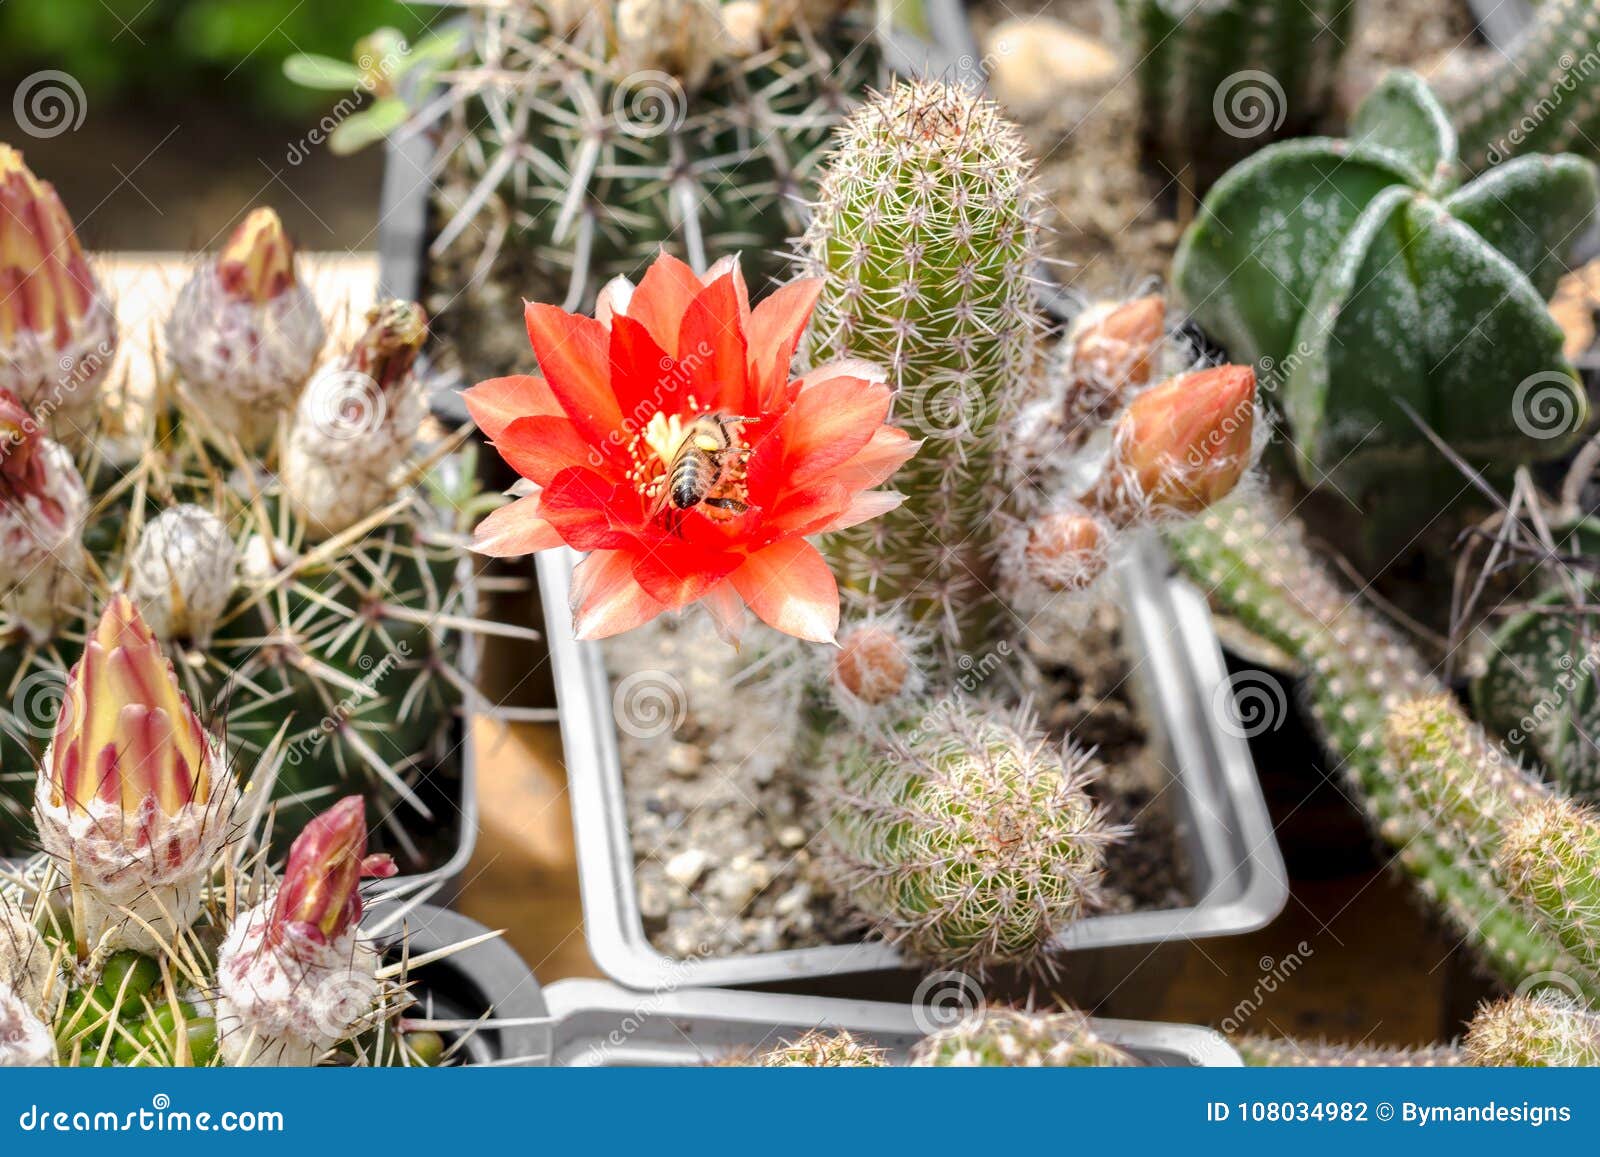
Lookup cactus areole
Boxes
[466,251,917,644]
[1174,71,1597,530]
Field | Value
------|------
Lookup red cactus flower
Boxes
[465,253,917,644]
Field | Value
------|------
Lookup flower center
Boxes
[625,403,752,521]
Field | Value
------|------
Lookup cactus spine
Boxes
[803,79,1045,672]
[1234,1035,1465,1067]
[821,703,1116,972]
[753,1028,888,1067]
[911,1007,1137,1067]
[1115,0,1354,185]
[1166,500,1593,995]
[1465,993,1600,1067]
[1497,796,1600,976]
[1449,0,1600,169]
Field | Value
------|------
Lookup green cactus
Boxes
[1497,795,1600,976]
[1234,1035,1465,1067]
[421,0,881,380]
[1465,993,1600,1067]
[911,1007,1137,1067]
[1166,500,1594,997]
[1471,517,1600,799]
[819,702,1116,973]
[1114,0,1354,185]
[1447,0,1600,170]
[752,1028,889,1067]
[802,79,1046,673]
[1174,70,1596,546]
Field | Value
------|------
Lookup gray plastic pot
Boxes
[538,977,1240,1066]
[539,536,1288,991]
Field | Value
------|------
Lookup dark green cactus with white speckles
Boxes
[1166,500,1595,997]
[803,79,1046,675]
[1115,0,1353,185]
[1448,0,1600,170]
[1175,70,1596,546]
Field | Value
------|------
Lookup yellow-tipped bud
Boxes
[216,208,297,304]
[0,145,97,348]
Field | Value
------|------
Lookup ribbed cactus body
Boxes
[820,704,1114,972]
[1466,993,1600,1067]
[803,80,1045,670]
[1449,0,1600,169]
[1115,0,1353,185]
[1166,501,1593,996]
[1497,797,1600,976]
[911,1008,1136,1067]
[1174,71,1597,547]
[1234,1035,1465,1067]
[430,2,880,379]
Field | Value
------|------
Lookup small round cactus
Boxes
[1496,796,1600,976]
[1465,993,1600,1067]
[999,502,1113,607]
[753,1028,888,1067]
[126,504,239,648]
[821,703,1117,972]
[1234,1035,1465,1067]
[911,1007,1136,1067]
[167,207,326,450]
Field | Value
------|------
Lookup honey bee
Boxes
[652,412,755,524]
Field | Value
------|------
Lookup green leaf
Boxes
[283,52,366,91]
[1350,69,1459,192]
[1173,139,1416,368]
[1445,154,1600,299]
[1284,186,1427,490]
[327,99,410,155]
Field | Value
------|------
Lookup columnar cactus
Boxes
[1447,0,1600,170]
[820,703,1116,972]
[910,1007,1137,1067]
[1166,500,1590,995]
[1497,796,1600,976]
[167,207,326,450]
[32,596,237,953]
[753,1028,888,1067]
[282,299,428,541]
[1174,70,1597,546]
[216,796,397,1066]
[0,146,115,443]
[0,388,88,642]
[1114,0,1354,184]
[1465,993,1600,1067]
[803,79,1045,672]
[1234,1035,1465,1067]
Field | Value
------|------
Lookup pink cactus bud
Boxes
[834,625,912,707]
[0,146,115,438]
[0,388,62,527]
[1025,508,1109,593]
[271,797,396,952]
[345,300,427,397]
[1070,296,1164,403]
[1092,364,1256,522]
[33,595,235,951]
[215,208,297,304]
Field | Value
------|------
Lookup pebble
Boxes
[710,857,771,911]
[664,848,709,888]
[666,742,704,777]
[776,825,808,849]
[983,17,1120,116]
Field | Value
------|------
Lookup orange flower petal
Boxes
[497,415,602,487]
[462,375,561,441]
[542,467,640,551]
[472,494,565,557]
[608,313,686,428]
[678,273,752,415]
[776,372,893,485]
[631,541,743,610]
[571,550,668,640]
[729,538,839,644]
[828,426,921,491]
[745,279,822,410]
[627,252,704,356]
[524,302,622,444]
[824,489,905,532]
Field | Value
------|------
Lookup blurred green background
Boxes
[0,0,422,117]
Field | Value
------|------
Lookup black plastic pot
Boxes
[372,902,548,1066]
